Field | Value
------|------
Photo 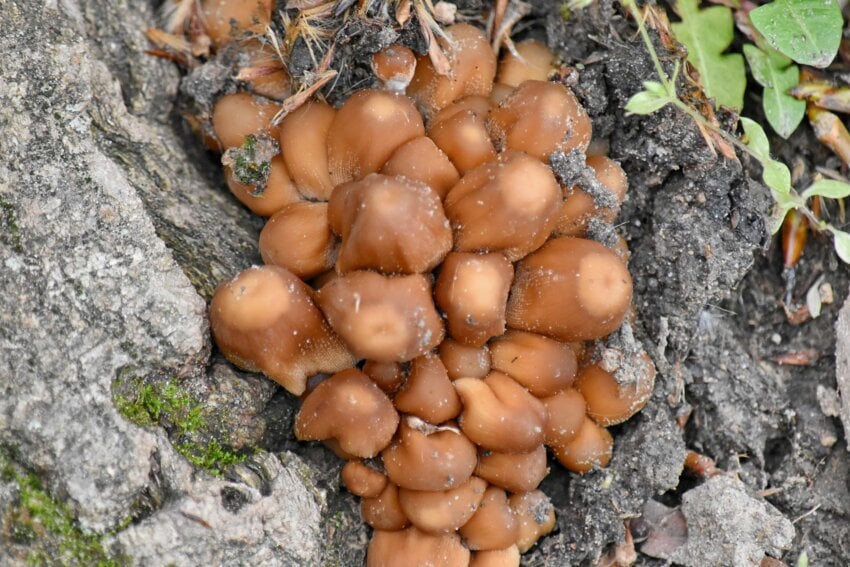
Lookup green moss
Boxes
[176,439,246,477]
[230,134,272,191]
[0,195,23,255]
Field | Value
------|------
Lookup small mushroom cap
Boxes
[277,100,336,200]
[430,95,493,127]
[496,40,556,87]
[329,174,452,274]
[439,339,492,380]
[506,237,633,341]
[327,89,424,185]
[575,358,655,426]
[541,388,586,447]
[508,491,556,553]
[367,527,470,567]
[398,476,487,534]
[238,39,292,101]
[428,106,496,174]
[408,23,497,117]
[454,372,546,453]
[295,368,400,458]
[434,252,514,347]
[489,330,578,397]
[552,415,613,474]
[474,445,547,494]
[556,155,629,237]
[470,546,521,567]
[372,44,417,92]
[363,360,405,394]
[201,0,273,46]
[394,353,462,425]
[259,201,336,279]
[209,265,355,395]
[212,92,281,149]
[342,460,388,498]
[317,271,444,362]
[444,152,562,261]
[361,481,409,531]
[380,136,460,200]
[488,80,591,160]
[225,154,302,217]
[382,417,478,491]
[459,487,519,551]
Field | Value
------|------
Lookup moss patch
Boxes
[0,196,23,255]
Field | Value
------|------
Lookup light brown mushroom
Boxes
[434,252,514,347]
[361,482,409,531]
[209,265,355,396]
[439,339,492,380]
[398,476,487,534]
[506,237,633,341]
[342,460,388,498]
[496,40,556,87]
[382,417,478,491]
[367,527,470,567]
[551,416,613,474]
[489,330,578,397]
[316,271,444,362]
[454,372,546,453]
[556,155,629,237]
[277,100,336,200]
[474,445,548,493]
[201,0,273,46]
[443,152,562,261]
[574,357,655,426]
[427,104,496,174]
[394,353,462,425]
[509,491,556,553]
[295,368,400,458]
[470,546,521,567]
[212,92,281,149]
[328,174,452,274]
[541,388,586,447]
[459,487,519,551]
[372,44,417,92]
[225,154,302,217]
[380,136,460,200]
[258,201,336,279]
[363,360,405,394]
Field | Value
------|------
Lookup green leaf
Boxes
[768,203,793,234]
[740,117,792,196]
[743,44,805,138]
[801,178,850,200]
[672,0,746,110]
[749,0,842,68]
[625,88,670,115]
[831,228,850,263]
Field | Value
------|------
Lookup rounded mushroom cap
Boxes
[541,388,586,447]
[367,527,470,567]
[460,487,519,551]
[454,372,546,453]
[488,80,591,160]
[237,40,292,101]
[506,237,633,341]
[259,201,336,279]
[496,40,556,87]
[427,105,496,174]
[398,476,487,534]
[552,415,613,474]
[362,482,410,531]
[470,546,521,567]
[380,136,460,200]
[317,271,444,362]
[209,265,354,395]
[489,330,578,397]
[225,154,302,217]
[382,417,478,491]
[444,152,562,261]
[363,360,405,394]
[212,92,281,149]
[556,155,629,237]
[372,44,417,92]
[508,491,556,553]
[434,252,514,347]
[575,358,655,426]
[342,460,388,498]
[327,89,425,185]
[439,339,491,380]
[328,174,452,274]
[295,368,400,458]
[277,100,336,200]
[475,445,548,493]
[394,353,462,425]
[201,0,273,46]
[408,23,497,118]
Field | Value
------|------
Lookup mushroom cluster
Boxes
[206,19,655,567]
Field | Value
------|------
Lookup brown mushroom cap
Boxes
[434,252,514,347]
[398,476,487,534]
[259,201,336,279]
[277,100,336,200]
[488,80,591,160]
[212,92,281,149]
[225,154,302,217]
[209,265,355,395]
[363,360,405,394]
[367,527,470,567]
[394,353,462,424]
[372,44,417,92]
[295,368,400,458]
[328,174,452,274]
[574,358,655,426]
[380,136,460,200]
[474,445,548,493]
[489,330,578,397]
[454,372,546,453]
[382,417,478,491]
[496,40,556,87]
[408,23,497,118]
[470,546,521,567]
[317,271,444,362]
[428,105,496,174]
[327,89,425,185]
[509,491,556,553]
[552,415,613,474]
[201,0,273,46]
[439,339,492,380]
[541,388,586,447]
[506,237,633,341]
[342,460,388,498]
[556,155,629,237]
[361,481,409,531]
[444,152,562,261]
[459,487,519,551]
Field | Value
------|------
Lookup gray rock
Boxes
[834,289,850,446]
